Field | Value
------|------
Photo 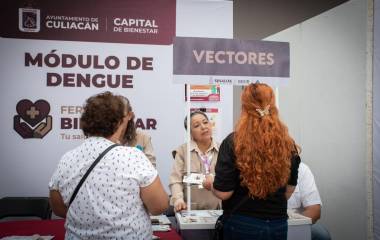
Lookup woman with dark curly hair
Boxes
[48,91,168,240]
[210,83,300,240]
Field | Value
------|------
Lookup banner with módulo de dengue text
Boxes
[0,0,181,196]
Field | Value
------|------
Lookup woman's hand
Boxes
[174,198,187,212]
[202,174,214,191]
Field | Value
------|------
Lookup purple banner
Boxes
[173,37,289,85]
[1,0,176,45]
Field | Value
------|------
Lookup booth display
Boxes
[172,36,295,240]
[175,210,312,240]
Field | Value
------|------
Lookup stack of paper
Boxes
[0,235,54,240]
[150,215,171,232]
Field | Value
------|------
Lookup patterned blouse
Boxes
[49,137,157,240]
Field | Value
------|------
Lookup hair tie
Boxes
[255,105,270,117]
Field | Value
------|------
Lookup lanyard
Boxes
[200,152,212,174]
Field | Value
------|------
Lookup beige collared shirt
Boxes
[125,130,156,168]
[169,139,221,210]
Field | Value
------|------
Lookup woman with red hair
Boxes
[210,83,300,240]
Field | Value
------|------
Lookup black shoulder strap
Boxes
[69,143,120,207]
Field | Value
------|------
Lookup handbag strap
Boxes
[69,143,120,207]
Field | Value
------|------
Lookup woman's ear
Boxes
[127,111,135,121]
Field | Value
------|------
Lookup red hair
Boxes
[234,83,295,199]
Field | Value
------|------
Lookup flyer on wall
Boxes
[185,85,220,102]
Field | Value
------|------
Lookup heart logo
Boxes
[16,99,50,127]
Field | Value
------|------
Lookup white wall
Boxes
[264,0,368,239]
[176,0,233,141]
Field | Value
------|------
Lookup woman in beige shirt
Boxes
[121,100,156,168]
[169,111,221,211]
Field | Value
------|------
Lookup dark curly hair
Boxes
[121,97,137,145]
[80,91,127,138]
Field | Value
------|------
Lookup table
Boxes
[0,219,181,240]
[175,210,312,240]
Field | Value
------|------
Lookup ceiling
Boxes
[234,0,349,39]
